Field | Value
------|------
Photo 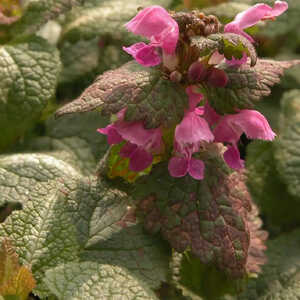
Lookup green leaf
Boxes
[9,0,85,36]
[57,0,172,91]
[203,59,300,114]
[274,89,300,200]
[44,261,158,300]
[232,228,300,299]
[0,153,169,298]
[0,36,61,151]
[135,155,255,278]
[191,33,257,66]
[56,61,188,129]
[23,111,109,175]
[246,141,300,231]
[60,0,172,45]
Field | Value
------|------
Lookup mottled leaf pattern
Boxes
[0,153,169,298]
[204,59,300,114]
[135,156,255,278]
[56,61,188,128]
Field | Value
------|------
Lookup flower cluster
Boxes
[98,2,287,180]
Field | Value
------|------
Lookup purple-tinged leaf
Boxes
[204,59,300,114]
[56,61,188,129]
[135,155,262,278]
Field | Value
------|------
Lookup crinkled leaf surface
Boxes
[0,153,169,298]
[44,262,158,300]
[203,59,300,114]
[246,141,300,230]
[230,229,300,299]
[191,33,257,66]
[135,156,253,278]
[56,61,188,129]
[57,0,172,92]
[24,111,109,175]
[274,89,300,200]
[9,0,85,36]
[60,0,172,44]
[0,36,61,151]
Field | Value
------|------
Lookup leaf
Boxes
[56,61,188,129]
[274,89,300,200]
[232,228,300,299]
[191,33,257,67]
[0,239,36,300]
[135,154,256,278]
[203,59,300,114]
[44,262,158,300]
[60,0,172,45]
[8,0,85,36]
[246,141,300,230]
[0,153,169,298]
[23,111,109,175]
[0,36,61,151]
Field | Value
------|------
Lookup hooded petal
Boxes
[125,5,179,54]
[123,43,161,66]
[168,156,189,178]
[188,158,205,180]
[129,146,153,172]
[97,125,123,145]
[223,145,245,170]
[175,111,214,148]
[224,1,288,42]
[214,110,276,143]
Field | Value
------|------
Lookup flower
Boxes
[98,109,163,172]
[168,87,214,180]
[224,1,288,43]
[213,109,276,169]
[123,6,179,66]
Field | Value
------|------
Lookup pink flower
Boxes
[214,110,276,143]
[168,87,214,180]
[214,109,276,169]
[224,1,288,42]
[123,6,179,66]
[98,109,163,172]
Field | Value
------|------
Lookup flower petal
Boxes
[186,86,204,111]
[175,111,214,147]
[223,145,245,170]
[203,102,221,126]
[214,110,276,143]
[224,1,288,42]
[123,43,161,66]
[129,147,153,172]
[120,142,137,158]
[97,125,123,145]
[168,156,188,178]
[125,5,179,54]
[188,158,205,180]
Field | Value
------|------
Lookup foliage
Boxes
[0,0,299,299]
